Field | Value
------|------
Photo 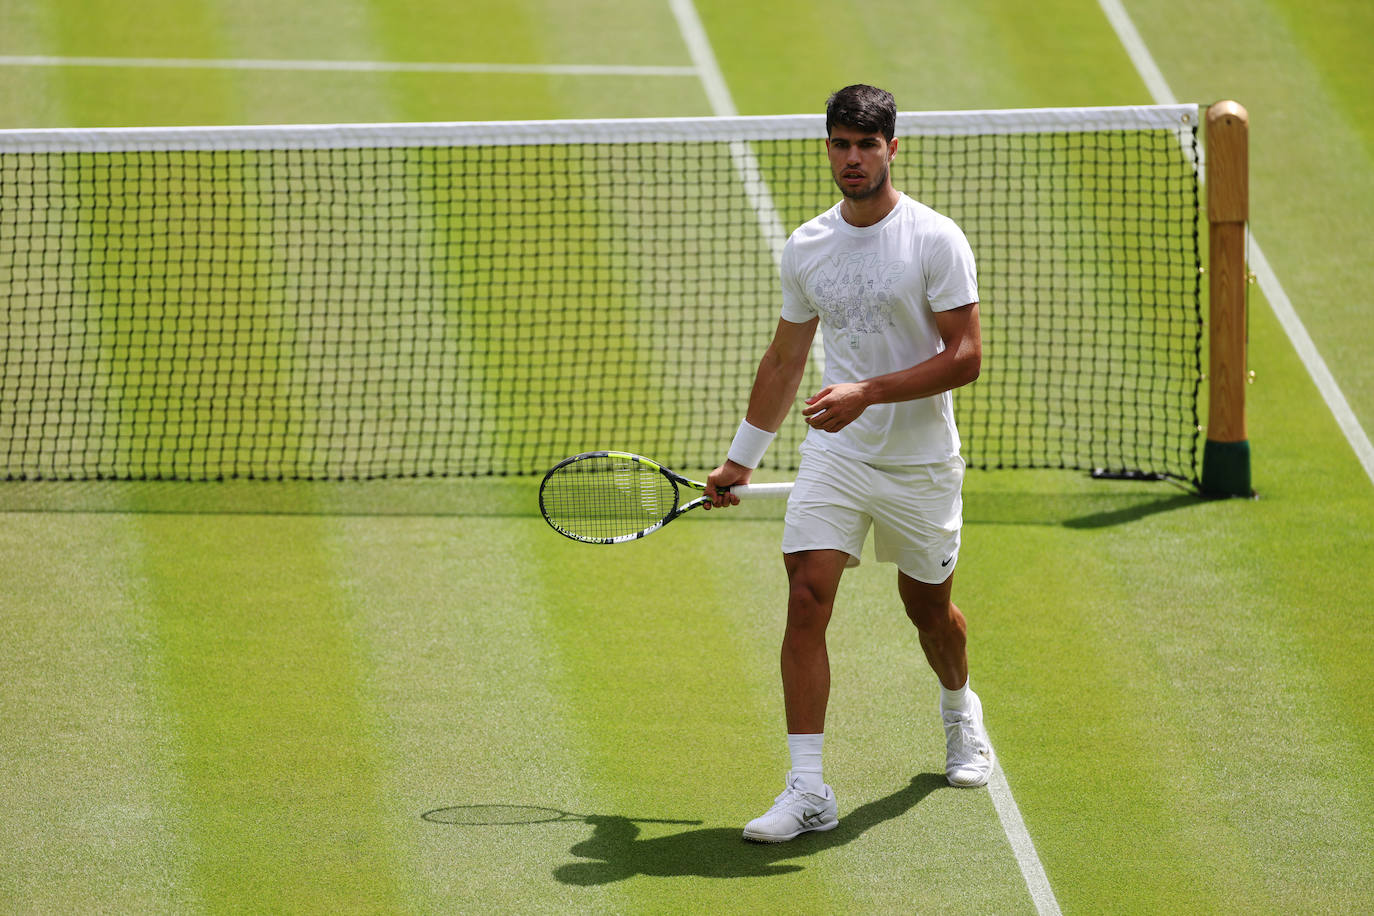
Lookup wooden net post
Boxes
[1202,100,1254,497]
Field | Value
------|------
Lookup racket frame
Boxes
[538,450,790,544]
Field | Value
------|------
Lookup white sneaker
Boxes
[741,772,839,843]
[943,690,994,787]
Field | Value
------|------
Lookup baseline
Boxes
[0,55,698,77]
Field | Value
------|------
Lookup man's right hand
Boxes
[704,460,753,509]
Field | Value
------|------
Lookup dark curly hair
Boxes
[825,85,897,140]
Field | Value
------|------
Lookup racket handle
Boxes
[727,482,793,499]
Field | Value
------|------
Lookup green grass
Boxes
[2,0,1372,913]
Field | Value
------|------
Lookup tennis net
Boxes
[0,105,1202,482]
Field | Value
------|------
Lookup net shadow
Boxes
[2,474,1202,528]
[965,487,1201,529]
[0,478,534,517]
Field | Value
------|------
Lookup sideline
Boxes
[1098,0,1374,487]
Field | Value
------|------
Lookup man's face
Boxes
[826,125,897,200]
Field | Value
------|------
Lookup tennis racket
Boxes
[538,450,793,544]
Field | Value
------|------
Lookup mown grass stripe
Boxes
[0,515,196,911]
[318,515,624,912]
[136,515,407,913]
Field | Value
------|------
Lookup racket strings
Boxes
[541,455,679,540]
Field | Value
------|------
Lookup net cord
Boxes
[0,104,1200,153]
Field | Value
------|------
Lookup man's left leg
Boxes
[900,572,993,787]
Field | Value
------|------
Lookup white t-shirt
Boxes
[780,192,978,465]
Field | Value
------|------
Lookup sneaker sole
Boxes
[742,818,839,843]
[947,767,992,788]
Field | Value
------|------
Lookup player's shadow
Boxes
[554,772,946,885]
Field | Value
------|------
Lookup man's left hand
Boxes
[801,383,871,433]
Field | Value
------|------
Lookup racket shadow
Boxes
[553,772,948,885]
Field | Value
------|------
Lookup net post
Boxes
[1202,100,1254,497]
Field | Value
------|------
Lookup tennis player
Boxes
[706,84,993,843]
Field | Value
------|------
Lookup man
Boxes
[705,84,993,843]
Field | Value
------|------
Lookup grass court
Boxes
[2,1,1372,913]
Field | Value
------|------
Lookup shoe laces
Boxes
[945,710,990,757]
[770,778,822,811]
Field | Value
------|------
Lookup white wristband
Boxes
[727,418,776,469]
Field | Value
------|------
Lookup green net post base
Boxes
[1201,438,1253,498]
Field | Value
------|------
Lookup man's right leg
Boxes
[780,549,850,734]
[742,549,849,843]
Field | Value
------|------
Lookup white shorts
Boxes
[780,445,964,584]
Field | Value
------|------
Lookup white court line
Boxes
[668,2,1062,913]
[990,764,1063,916]
[1095,1,1176,108]
[667,0,825,378]
[0,54,698,77]
[1099,0,1374,488]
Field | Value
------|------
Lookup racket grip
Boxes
[727,482,793,499]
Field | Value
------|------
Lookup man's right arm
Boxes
[706,316,818,507]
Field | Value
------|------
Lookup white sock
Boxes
[787,733,825,794]
[940,677,972,714]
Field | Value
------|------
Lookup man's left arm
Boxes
[800,302,982,433]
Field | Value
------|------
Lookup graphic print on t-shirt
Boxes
[807,251,907,339]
